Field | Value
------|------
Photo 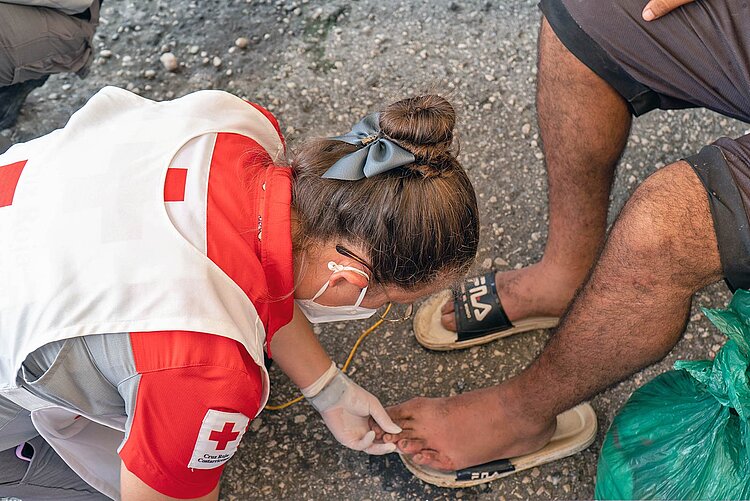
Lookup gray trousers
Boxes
[0,356,108,499]
[0,1,100,86]
[0,436,108,500]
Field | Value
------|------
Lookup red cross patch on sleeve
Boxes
[188,410,250,469]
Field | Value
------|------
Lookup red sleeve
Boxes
[119,331,264,499]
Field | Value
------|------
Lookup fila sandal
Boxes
[400,403,597,488]
[413,271,559,351]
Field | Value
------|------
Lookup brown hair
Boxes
[292,95,479,289]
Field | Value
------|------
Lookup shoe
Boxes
[0,76,49,130]
[400,403,597,488]
[413,271,559,351]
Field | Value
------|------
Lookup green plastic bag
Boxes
[595,289,750,500]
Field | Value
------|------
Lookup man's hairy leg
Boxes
[442,17,632,329]
[392,161,723,470]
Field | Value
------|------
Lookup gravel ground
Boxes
[3,0,749,499]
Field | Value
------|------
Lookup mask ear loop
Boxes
[310,279,330,301]
[327,261,371,308]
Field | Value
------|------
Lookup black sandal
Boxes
[413,271,559,350]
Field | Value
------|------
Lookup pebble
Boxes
[531,467,540,478]
[160,52,178,72]
[235,37,249,49]
[482,258,493,269]
[293,414,307,424]
[494,257,508,267]
[212,56,223,68]
[144,69,156,79]
[99,49,112,58]
[61,83,72,91]
[521,123,531,135]
[188,45,200,54]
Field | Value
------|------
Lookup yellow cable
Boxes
[264,304,392,411]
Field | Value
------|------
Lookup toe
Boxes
[441,310,457,331]
[397,438,427,454]
[440,300,455,315]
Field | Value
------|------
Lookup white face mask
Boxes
[296,261,378,324]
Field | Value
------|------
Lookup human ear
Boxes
[328,269,369,290]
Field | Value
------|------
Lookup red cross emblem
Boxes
[208,422,240,450]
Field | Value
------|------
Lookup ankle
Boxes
[496,379,557,433]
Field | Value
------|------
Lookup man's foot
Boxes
[382,385,556,471]
[0,76,50,130]
[441,261,585,331]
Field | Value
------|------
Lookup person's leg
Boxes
[442,17,632,328]
[393,159,723,470]
[443,0,750,332]
[0,2,100,129]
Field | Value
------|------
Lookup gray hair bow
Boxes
[322,112,416,180]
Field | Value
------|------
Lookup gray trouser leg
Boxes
[0,1,100,86]
[0,436,109,500]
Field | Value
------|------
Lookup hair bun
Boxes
[380,95,456,173]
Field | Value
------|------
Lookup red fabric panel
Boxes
[164,168,188,202]
[120,331,263,499]
[0,160,26,207]
[206,133,294,351]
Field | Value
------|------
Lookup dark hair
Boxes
[291,95,479,289]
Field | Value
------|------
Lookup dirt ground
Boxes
[4,0,749,499]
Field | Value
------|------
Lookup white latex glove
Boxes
[302,362,401,455]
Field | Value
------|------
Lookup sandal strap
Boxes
[455,458,515,481]
[453,272,513,342]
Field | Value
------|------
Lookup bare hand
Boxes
[642,0,695,21]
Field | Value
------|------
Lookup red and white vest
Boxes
[0,87,285,499]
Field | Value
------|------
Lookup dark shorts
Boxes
[539,0,750,120]
[539,0,750,290]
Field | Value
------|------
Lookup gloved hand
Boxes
[302,362,401,454]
